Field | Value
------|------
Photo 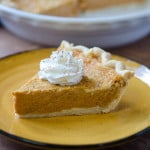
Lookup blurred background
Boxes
[0,0,150,49]
[0,0,150,65]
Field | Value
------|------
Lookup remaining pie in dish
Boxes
[0,0,80,17]
[0,0,145,17]
[12,41,134,118]
[80,0,145,11]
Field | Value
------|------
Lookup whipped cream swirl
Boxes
[38,50,84,86]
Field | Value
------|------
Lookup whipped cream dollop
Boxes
[38,50,84,86]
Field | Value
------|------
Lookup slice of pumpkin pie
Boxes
[12,41,134,118]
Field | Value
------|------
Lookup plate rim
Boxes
[0,49,150,149]
[0,126,150,149]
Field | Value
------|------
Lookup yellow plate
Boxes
[0,49,150,149]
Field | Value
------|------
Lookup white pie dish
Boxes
[0,2,150,48]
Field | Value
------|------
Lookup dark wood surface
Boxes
[108,36,150,68]
[0,28,150,150]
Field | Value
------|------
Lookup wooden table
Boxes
[0,27,150,150]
